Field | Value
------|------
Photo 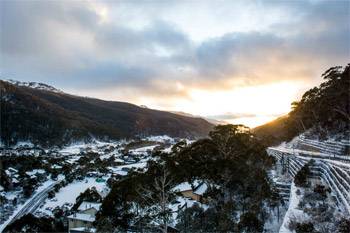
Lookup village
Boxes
[0,136,211,233]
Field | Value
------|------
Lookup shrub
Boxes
[295,164,310,187]
[295,222,314,233]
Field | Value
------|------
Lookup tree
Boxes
[238,212,264,233]
[337,218,350,233]
[23,182,34,198]
[72,187,102,211]
[294,163,311,187]
[137,166,175,233]
[295,222,314,233]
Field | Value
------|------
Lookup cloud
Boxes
[0,0,349,105]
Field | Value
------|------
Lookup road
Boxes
[0,181,60,232]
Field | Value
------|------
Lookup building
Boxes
[173,181,208,203]
[67,201,101,233]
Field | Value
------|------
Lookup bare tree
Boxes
[137,167,175,233]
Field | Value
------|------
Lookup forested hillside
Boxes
[254,64,350,145]
[0,80,213,147]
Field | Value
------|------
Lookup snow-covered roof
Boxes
[26,169,46,176]
[51,164,62,169]
[12,178,19,183]
[69,227,96,233]
[8,167,18,173]
[78,201,101,212]
[146,135,174,143]
[0,185,4,192]
[194,183,208,195]
[173,182,192,192]
[114,158,124,163]
[68,213,95,222]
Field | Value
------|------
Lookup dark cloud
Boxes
[0,0,349,100]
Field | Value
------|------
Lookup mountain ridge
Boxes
[0,80,213,147]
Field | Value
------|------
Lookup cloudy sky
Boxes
[1,0,349,127]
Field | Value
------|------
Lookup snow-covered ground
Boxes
[58,139,124,156]
[279,183,307,233]
[0,176,64,232]
[145,135,175,143]
[129,145,158,155]
[1,135,180,228]
[36,178,107,216]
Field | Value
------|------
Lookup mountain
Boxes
[6,79,63,93]
[170,111,227,125]
[0,80,213,147]
[253,64,350,146]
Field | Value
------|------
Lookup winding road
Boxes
[0,181,61,232]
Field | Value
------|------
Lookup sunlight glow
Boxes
[173,81,302,127]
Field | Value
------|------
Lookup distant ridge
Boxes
[0,80,213,147]
[170,111,227,125]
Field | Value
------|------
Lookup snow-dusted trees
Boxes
[137,166,175,233]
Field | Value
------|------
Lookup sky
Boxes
[1,0,349,127]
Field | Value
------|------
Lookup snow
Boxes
[3,192,19,201]
[38,178,106,215]
[25,169,46,176]
[118,162,148,169]
[129,145,158,155]
[173,182,192,192]
[114,158,124,163]
[59,142,86,155]
[7,167,18,173]
[67,213,95,222]
[59,139,123,156]
[0,177,63,232]
[13,141,34,149]
[77,201,101,211]
[51,164,62,169]
[107,162,148,176]
[279,182,308,233]
[194,183,208,195]
[162,146,173,153]
[69,227,96,232]
[6,79,63,93]
[145,135,175,143]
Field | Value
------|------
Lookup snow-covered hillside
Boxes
[6,79,63,93]
[267,135,350,232]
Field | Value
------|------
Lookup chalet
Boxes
[67,201,101,233]
[173,181,208,203]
